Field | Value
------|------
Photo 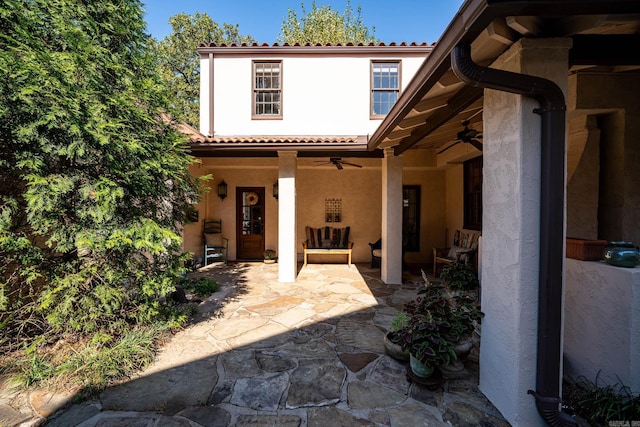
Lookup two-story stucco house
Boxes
[182,41,464,286]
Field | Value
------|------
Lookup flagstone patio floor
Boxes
[2,262,510,426]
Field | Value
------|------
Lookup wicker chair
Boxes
[369,238,382,268]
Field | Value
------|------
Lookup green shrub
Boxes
[390,311,409,332]
[13,324,171,393]
[181,277,219,297]
[0,0,201,347]
[563,374,640,426]
[439,262,479,290]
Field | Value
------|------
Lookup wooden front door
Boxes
[236,187,265,260]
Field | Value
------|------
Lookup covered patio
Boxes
[366,1,640,425]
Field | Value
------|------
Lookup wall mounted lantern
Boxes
[273,181,279,200]
[217,180,228,201]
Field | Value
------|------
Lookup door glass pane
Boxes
[402,186,420,252]
[241,191,263,236]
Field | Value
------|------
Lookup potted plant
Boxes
[263,249,277,263]
[397,265,482,378]
[384,311,410,361]
[439,262,479,292]
[436,263,482,376]
[397,283,457,378]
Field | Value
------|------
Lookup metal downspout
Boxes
[451,44,576,427]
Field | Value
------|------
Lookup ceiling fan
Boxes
[314,157,363,170]
[437,120,483,154]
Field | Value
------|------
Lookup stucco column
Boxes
[381,148,403,284]
[479,38,571,426]
[278,151,297,283]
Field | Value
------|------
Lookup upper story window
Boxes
[253,61,282,119]
[371,61,400,117]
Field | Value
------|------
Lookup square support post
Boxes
[278,151,297,283]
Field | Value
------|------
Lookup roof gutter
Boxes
[451,44,574,427]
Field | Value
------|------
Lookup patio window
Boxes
[253,61,282,119]
[464,156,483,231]
[371,61,400,117]
[403,185,420,251]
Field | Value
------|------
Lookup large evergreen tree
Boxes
[279,1,376,45]
[152,13,254,127]
[0,0,198,347]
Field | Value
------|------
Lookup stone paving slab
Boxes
[2,263,510,426]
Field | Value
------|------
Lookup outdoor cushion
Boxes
[305,226,350,249]
[454,230,479,250]
[448,245,463,259]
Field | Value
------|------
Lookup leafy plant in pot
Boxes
[397,265,482,378]
[439,262,479,292]
[384,311,410,361]
[437,263,482,374]
[263,249,277,263]
[397,283,457,378]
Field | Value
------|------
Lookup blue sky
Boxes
[142,0,464,44]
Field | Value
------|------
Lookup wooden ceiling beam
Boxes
[411,93,451,114]
[393,85,484,156]
[506,16,542,36]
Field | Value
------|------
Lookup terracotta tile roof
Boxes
[189,135,361,145]
[198,41,433,48]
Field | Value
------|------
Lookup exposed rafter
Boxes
[393,85,484,155]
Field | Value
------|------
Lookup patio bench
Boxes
[303,226,353,266]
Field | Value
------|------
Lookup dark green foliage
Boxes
[279,1,377,45]
[181,277,219,297]
[152,13,254,126]
[439,262,479,291]
[397,269,482,368]
[263,249,277,260]
[563,374,640,426]
[0,0,199,352]
[13,325,165,391]
[390,311,409,332]
[398,283,457,367]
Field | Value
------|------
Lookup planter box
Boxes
[566,238,607,261]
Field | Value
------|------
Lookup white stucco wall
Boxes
[201,52,426,137]
[565,259,640,394]
[478,38,572,427]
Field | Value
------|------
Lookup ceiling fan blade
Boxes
[468,139,483,151]
[340,161,362,168]
[437,140,461,154]
[466,129,480,138]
